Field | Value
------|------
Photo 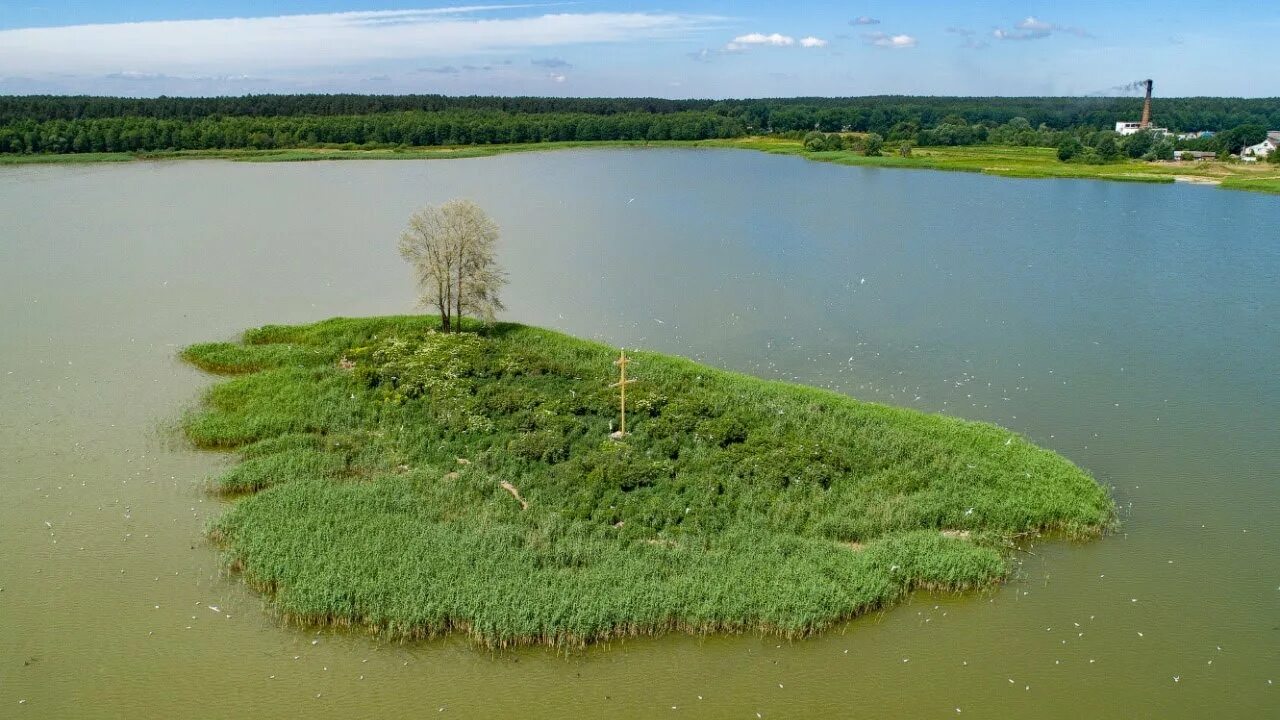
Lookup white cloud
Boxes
[864,32,917,49]
[993,16,1091,41]
[725,32,796,51]
[722,32,828,52]
[548,72,566,83]
[0,6,713,76]
[851,16,880,26]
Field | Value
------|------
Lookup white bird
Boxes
[627,198,635,204]
[207,605,220,613]
[1173,676,1180,683]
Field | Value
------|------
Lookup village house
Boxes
[1241,131,1280,160]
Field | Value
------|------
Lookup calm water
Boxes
[2,150,1278,718]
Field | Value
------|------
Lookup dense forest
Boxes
[2,94,1277,155]
[0,111,743,154]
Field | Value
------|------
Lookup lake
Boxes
[2,149,1277,718]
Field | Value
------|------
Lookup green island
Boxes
[182,315,1115,647]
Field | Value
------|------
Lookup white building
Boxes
[1115,122,1170,137]
[1241,131,1280,159]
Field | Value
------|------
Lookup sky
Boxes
[0,1,1274,98]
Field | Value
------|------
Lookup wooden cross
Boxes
[610,348,636,438]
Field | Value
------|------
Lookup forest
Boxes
[2,94,1277,155]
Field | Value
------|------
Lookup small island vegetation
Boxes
[182,315,1114,646]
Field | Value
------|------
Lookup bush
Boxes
[1148,139,1175,161]
[803,131,845,152]
[1094,135,1121,160]
[1057,137,1082,162]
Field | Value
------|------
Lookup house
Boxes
[1173,150,1216,161]
[1241,131,1280,159]
[1176,130,1216,141]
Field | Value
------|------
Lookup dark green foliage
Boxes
[803,131,845,152]
[6,94,1278,156]
[916,122,982,146]
[1148,139,1176,162]
[183,316,1114,646]
[1057,136,1082,161]
[1094,135,1121,160]
[0,109,744,154]
[1124,130,1155,158]
[1216,124,1268,154]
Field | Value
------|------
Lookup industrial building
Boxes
[1114,79,1169,136]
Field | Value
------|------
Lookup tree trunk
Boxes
[442,273,452,333]
[455,255,464,333]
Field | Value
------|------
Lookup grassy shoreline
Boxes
[182,316,1114,647]
[5,137,1277,193]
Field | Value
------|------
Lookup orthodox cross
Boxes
[610,348,636,438]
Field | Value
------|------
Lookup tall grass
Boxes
[183,316,1114,647]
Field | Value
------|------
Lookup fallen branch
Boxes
[500,481,528,511]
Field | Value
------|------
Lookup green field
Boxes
[706,137,1280,193]
[182,316,1114,647]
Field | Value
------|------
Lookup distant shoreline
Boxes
[4,138,1277,194]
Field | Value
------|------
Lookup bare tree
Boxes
[398,199,506,332]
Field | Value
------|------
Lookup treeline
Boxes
[0,94,716,123]
[2,94,1277,155]
[0,110,743,154]
[729,96,1280,136]
[3,94,1278,130]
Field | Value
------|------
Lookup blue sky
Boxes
[0,1,1273,97]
